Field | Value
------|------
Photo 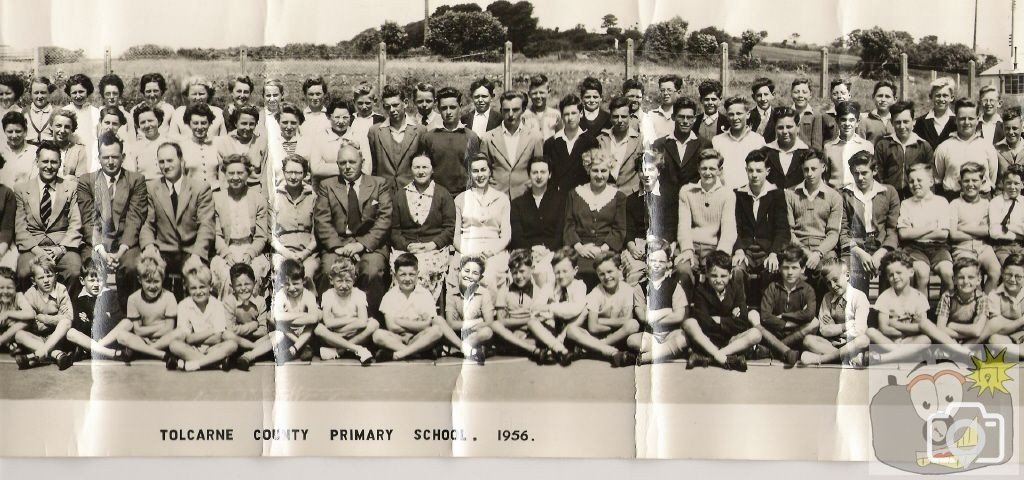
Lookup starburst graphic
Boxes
[966,347,1016,396]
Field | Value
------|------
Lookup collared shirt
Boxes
[312,128,364,178]
[753,106,773,136]
[647,106,674,139]
[0,143,35,186]
[23,283,73,323]
[349,114,379,172]
[586,284,636,321]
[980,114,1002,141]
[736,182,777,219]
[935,132,1000,193]
[27,104,53,142]
[389,115,416,144]
[554,128,583,155]
[858,111,894,142]
[404,180,435,225]
[890,132,926,153]
[818,287,870,338]
[927,108,953,135]
[766,138,810,175]
[380,285,437,325]
[712,128,766,190]
[787,181,843,253]
[522,107,561,140]
[678,179,737,252]
[164,176,184,198]
[180,135,219,188]
[454,187,511,255]
[667,130,699,166]
[445,286,492,330]
[472,109,492,138]
[501,123,522,163]
[936,289,987,326]
[987,285,1024,320]
[125,134,169,180]
[300,106,330,137]
[875,286,930,322]
[272,183,317,251]
[898,193,951,242]
[178,296,230,334]
[224,192,253,240]
[37,178,54,202]
[843,181,887,233]
[412,110,442,130]
[825,134,874,186]
[603,128,640,176]
[103,170,121,199]
[221,293,269,333]
[988,194,1024,241]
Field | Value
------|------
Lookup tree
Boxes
[379,21,409,54]
[738,29,767,57]
[426,11,506,56]
[486,1,538,51]
[432,3,482,17]
[693,26,731,48]
[854,27,911,77]
[686,33,719,56]
[641,16,688,61]
[352,27,382,54]
[601,14,618,31]
[789,32,800,45]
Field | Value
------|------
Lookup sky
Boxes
[0,0,1015,59]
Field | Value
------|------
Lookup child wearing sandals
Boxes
[626,239,688,365]
[314,257,378,365]
[165,264,239,371]
[441,255,493,365]
[373,253,444,362]
[800,258,871,366]
[565,251,640,367]
[13,256,76,370]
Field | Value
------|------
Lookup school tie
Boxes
[169,184,179,216]
[421,115,429,126]
[1002,198,1017,233]
[39,183,52,225]
[347,179,362,234]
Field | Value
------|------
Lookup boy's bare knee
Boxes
[748,328,763,343]
[624,319,640,335]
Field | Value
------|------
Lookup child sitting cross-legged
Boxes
[625,239,688,365]
[440,255,494,365]
[270,258,322,364]
[800,258,871,366]
[117,254,181,361]
[865,249,933,364]
[492,249,550,362]
[0,268,34,359]
[13,256,76,370]
[755,243,820,368]
[565,251,640,367]
[524,247,585,366]
[372,253,445,362]
[165,264,239,371]
[314,257,379,366]
[219,263,270,370]
[64,257,132,363]
[919,257,988,358]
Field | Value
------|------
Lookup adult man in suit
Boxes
[368,85,425,191]
[480,90,544,199]
[139,141,215,296]
[14,140,82,287]
[595,96,644,196]
[652,96,711,193]
[77,131,148,306]
[461,77,503,138]
[314,144,393,316]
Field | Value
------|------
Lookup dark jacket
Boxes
[913,114,957,150]
[760,145,813,190]
[838,182,901,254]
[748,107,779,143]
[579,109,611,134]
[543,132,599,193]
[653,133,711,192]
[626,185,678,245]
[389,182,456,251]
[733,186,790,258]
[510,187,567,251]
[461,109,502,133]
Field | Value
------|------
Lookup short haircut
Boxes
[608,95,630,112]
[184,264,212,288]
[414,82,436,98]
[658,74,683,91]
[883,249,915,271]
[744,148,770,167]
[329,256,357,280]
[353,81,376,99]
[929,77,956,97]
[953,98,978,117]
[528,74,549,90]
[380,84,405,102]
[467,152,492,173]
[459,255,486,274]
[818,256,847,277]
[263,78,285,96]
[780,243,808,267]
[393,252,419,272]
[872,79,897,96]
[328,98,355,117]
[132,103,165,127]
[907,161,933,176]
[51,108,78,132]
[889,101,916,119]
[30,76,56,94]
[959,161,985,180]
[139,73,167,94]
[774,106,797,121]
[29,255,56,276]
[552,246,579,268]
[527,155,552,173]
[1004,106,1023,122]
[646,238,671,259]
[229,263,256,284]
[157,141,183,160]
[621,78,644,94]
[281,153,310,176]
[0,73,25,100]
[558,93,584,113]
[723,96,749,110]
[183,103,215,123]
[436,86,462,104]
[979,85,998,98]
[229,104,260,126]
[801,148,825,166]
[499,90,528,107]
[2,111,27,130]
[135,254,166,281]
[847,150,876,171]
[64,73,94,96]
[220,153,251,173]
[98,74,124,95]
[80,256,106,279]
[1003,252,1024,270]
[277,258,305,283]
[508,249,534,271]
[1005,163,1024,182]
[698,79,722,98]
[302,76,327,95]
[181,76,215,100]
[751,77,775,94]
[672,96,699,116]
[829,78,851,93]
[697,148,724,167]
[98,105,127,126]
[97,130,124,155]
[593,250,622,271]
[277,102,306,124]
[469,77,495,96]
[0,267,16,287]
[230,75,254,93]
[580,76,603,97]
[790,78,811,90]
[952,256,980,277]
[702,250,732,274]
[34,140,63,161]
[835,100,860,118]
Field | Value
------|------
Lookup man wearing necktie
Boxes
[14,140,83,288]
[77,131,149,307]
[314,144,393,317]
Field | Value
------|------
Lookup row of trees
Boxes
[833,28,996,76]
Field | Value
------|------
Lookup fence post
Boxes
[968,60,976,98]
[33,46,42,76]
[377,42,387,95]
[104,47,112,74]
[820,48,829,99]
[930,70,937,83]
[719,42,729,97]
[624,39,635,80]
[900,53,909,101]
[240,48,248,75]
[504,41,513,89]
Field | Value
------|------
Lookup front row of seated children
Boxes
[3,239,1024,372]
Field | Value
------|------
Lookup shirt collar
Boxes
[435,122,467,133]
[829,134,869,146]
[404,180,436,197]
[554,128,582,142]
[687,178,725,194]
[389,115,415,131]
[766,137,809,153]
[508,282,534,296]
[501,123,521,137]
[994,284,1024,304]
[981,114,1003,125]
[888,132,924,146]
[724,127,757,142]
[37,177,55,194]
[275,182,315,198]
[842,180,886,199]
[949,131,985,143]
[794,181,827,199]
[737,181,776,198]
[667,130,697,144]
[925,109,951,121]
[474,109,491,118]
[303,106,327,114]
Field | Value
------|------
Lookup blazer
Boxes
[510,187,567,251]
[480,125,544,199]
[15,176,82,251]
[313,174,393,255]
[981,120,1006,145]
[579,109,611,134]
[367,121,426,190]
[760,145,813,190]
[461,109,502,133]
[839,183,901,254]
[874,135,934,198]
[748,108,779,143]
[595,129,644,196]
[733,186,790,257]
[543,132,599,193]
[211,187,269,259]
[625,186,678,244]
[76,169,148,252]
[389,182,456,251]
[652,133,711,192]
[0,185,14,247]
[139,176,215,260]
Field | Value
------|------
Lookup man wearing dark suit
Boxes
[139,141,215,297]
[480,91,544,199]
[653,97,712,193]
[732,149,790,306]
[461,77,502,138]
[368,85,426,191]
[77,132,148,306]
[14,141,83,287]
[314,144,393,315]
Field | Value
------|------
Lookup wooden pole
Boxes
[820,48,829,99]
[240,48,248,75]
[33,46,42,76]
[930,70,938,83]
[624,39,635,79]
[377,42,387,95]
[423,0,430,46]
[104,47,112,74]
[504,41,512,90]
[968,60,977,98]
[720,42,729,97]
[900,53,909,101]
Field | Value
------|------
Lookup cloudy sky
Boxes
[0,0,1014,59]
